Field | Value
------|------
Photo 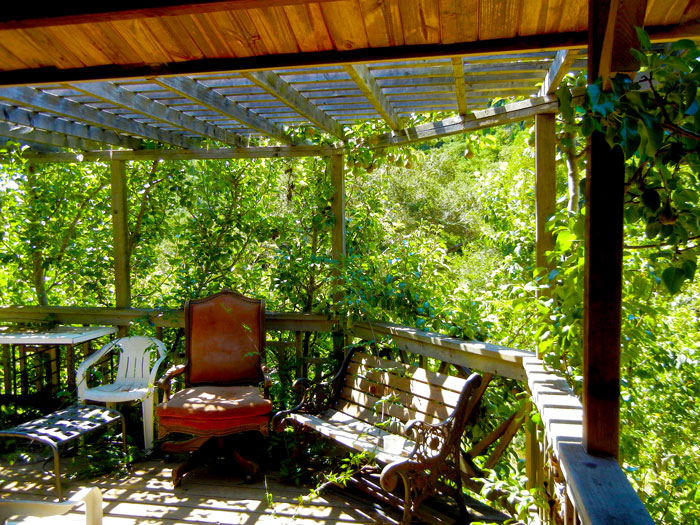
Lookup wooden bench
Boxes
[272,348,485,524]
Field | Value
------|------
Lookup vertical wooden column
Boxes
[583,0,642,459]
[535,113,557,287]
[330,154,346,361]
[110,160,131,337]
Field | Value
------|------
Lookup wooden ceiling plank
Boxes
[141,16,205,62]
[398,0,441,46]
[19,28,85,69]
[320,0,370,51]
[221,10,270,57]
[479,0,521,40]
[0,105,141,148]
[248,6,300,55]
[242,70,345,139]
[538,49,580,96]
[358,0,405,48]
[71,81,241,146]
[107,18,172,64]
[1,29,53,69]
[0,86,199,148]
[440,0,478,44]
[344,64,401,130]
[0,121,97,150]
[370,94,559,148]
[283,4,334,52]
[451,57,468,115]
[519,0,550,36]
[153,76,298,144]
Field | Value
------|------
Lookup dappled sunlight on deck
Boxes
[0,459,400,524]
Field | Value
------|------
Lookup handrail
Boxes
[0,305,337,332]
[349,320,654,525]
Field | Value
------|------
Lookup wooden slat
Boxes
[538,49,580,96]
[283,3,333,52]
[248,6,299,55]
[0,121,97,150]
[440,0,478,44]
[24,145,340,162]
[152,76,299,145]
[0,105,141,149]
[398,0,440,46]
[350,352,468,393]
[0,87,199,148]
[335,394,445,427]
[347,361,462,407]
[350,322,533,381]
[0,305,337,332]
[368,94,559,150]
[479,0,521,40]
[70,81,242,146]
[451,57,468,115]
[344,65,401,130]
[357,0,404,48]
[242,70,346,139]
[319,0,370,52]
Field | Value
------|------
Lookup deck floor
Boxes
[0,458,406,524]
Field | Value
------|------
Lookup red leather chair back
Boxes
[185,290,265,386]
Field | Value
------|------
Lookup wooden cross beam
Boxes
[538,50,581,96]
[0,87,199,148]
[70,82,243,147]
[343,65,402,130]
[0,106,141,149]
[153,76,301,145]
[242,71,346,140]
[0,121,98,151]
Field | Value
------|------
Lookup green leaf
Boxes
[661,267,686,294]
[556,86,574,123]
[635,27,651,50]
[682,259,697,280]
[588,84,616,115]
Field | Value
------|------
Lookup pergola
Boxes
[0,1,697,523]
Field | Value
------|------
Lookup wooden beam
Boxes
[70,82,242,147]
[583,0,630,459]
[0,121,97,151]
[349,321,534,381]
[343,65,401,130]
[24,145,341,163]
[370,95,559,148]
[110,160,131,313]
[538,50,580,96]
[535,113,556,299]
[330,153,345,304]
[451,57,468,116]
[242,71,346,139]
[0,87,199,148]
[152,77,300,145]
[0,105,141,149]
[0,305,337,332]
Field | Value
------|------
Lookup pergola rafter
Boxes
[69,82,243,147]
[0,86,200,148]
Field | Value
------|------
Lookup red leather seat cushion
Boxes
[157,386,272,428]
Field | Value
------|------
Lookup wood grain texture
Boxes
[284,3,334,52]
[479,0,520,40]
[440,0,478,44]
[320,0,370,51]
[358,0,405,47]
[398,0,441,46]
[248,6,300,55]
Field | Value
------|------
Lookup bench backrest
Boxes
[334,351,471,431]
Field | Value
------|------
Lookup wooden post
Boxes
[535,113,557,293]
[582,0,643,459]
[110,159,131,337]
[2,345,10,395]
[330,153,346,361]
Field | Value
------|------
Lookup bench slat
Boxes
[339,379,455,423]
[350,352,467,393]
[335,394,445,427]
[288,409,415,464]
[346,362,462,408]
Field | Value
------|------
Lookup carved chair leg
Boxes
[172,453,199,488]
[232,450,259,483]
[399,472,414,525]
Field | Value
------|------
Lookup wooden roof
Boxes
[0,0,698,150]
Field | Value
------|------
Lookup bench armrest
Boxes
[157,364,186,401]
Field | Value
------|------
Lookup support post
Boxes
[330,153,346,361]
[110,160,130,337]
[582,0,642,459]
[535,113,557,298]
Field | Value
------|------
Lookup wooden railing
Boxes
[0,307,653,524]
[348,320,654,525]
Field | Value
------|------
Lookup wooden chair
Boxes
[76,336,167,451]
[155,290,272,486]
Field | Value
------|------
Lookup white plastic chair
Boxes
[76,336,167,451]
[0,486,102,525]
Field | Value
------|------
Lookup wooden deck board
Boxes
[0,460,398,524]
